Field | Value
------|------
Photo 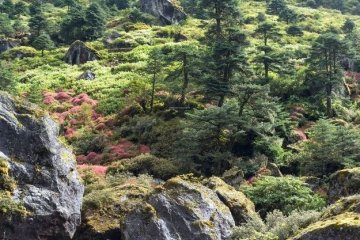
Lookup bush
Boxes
[241,176,326,216]
[231,209,321,240]
[107,154,184,180]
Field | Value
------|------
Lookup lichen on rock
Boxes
[0,92,84,240]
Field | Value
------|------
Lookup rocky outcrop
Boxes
[140,0,187,24]
[291,195,360,240]
[0,92,84,239]
[204,177,260,226]
[65,40,99,65]
[77,70,96,80]
[122,175,258,240]
[328,168,360,203]
[0,39,18,53]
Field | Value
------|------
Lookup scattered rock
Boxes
[0,92,84,239]
[328,168,360,203]
[140,0,187,24]
[104,31,121,45]
[0,38,18,53]
[65,40,100,65]
[221,167,245,187]
[122,175,237,240]
[77,70,96,81]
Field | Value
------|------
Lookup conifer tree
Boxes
[85,3,106,40]
[32,33,54,57]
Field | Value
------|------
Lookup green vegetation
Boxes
[241,176,326,215]
[2,0,360,238]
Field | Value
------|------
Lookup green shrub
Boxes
[231,209,321,240]
[107,154,184,180]
[1,46,37,59]
[241,176,326,216]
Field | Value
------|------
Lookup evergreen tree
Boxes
[32,33,54,57]
[306,32,348,117]
[106,0,129,10]
[342,18,355,34]
[146,48,165,113]
[267,0,287,15]
[14,1,28,16]
[28,12,48,37]
[164,42,203,105]
[85,3,106,40]
[0,0,14,16]
[59,5,87,43]
[0,13,14,37]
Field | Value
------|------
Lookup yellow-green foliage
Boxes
[107,154,184,180]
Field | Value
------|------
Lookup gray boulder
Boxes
[0,39,18,53]
[121,175,236,240]
[65,40,99,65]
[77,70,96,80]
[140,0,187,24]
[0,92,84,240]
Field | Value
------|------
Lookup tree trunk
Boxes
[150,73,156,113]
[180,55,189,105]
[326,84,333,117]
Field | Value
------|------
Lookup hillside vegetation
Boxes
[1,0,360,239]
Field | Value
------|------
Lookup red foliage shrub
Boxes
[77,164,108,176]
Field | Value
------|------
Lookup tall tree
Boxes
[306,32,348,117]
[28,11,48,37]
[59,5,86,43]
[146,48,164,113]
[164,42,203,105]
[85,3,106,40]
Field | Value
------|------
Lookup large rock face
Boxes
[0,92,84,239]
[122,175,257,240]
[328,168,360,203]
[65,40,99,65]
[291,195,360,240]
[0,39,18,53]
[140,0,187,24]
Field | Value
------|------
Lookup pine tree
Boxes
[146,48,165,113]
[0,13,14,37]
[306,32,348,117]
[32,33,54,57]
[267,0,287,15]
[342,18,355,34]
[164,42,203,105]
[0,0,14,16]
[59,5,87,43]
[29,12,48,37]
[85,3,105,40]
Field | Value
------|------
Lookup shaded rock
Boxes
[104,31,121,45]
[328,168,360,203]
[77,70,96,81]
[221,167,245,187]
[140,0,187,24]
[65,40,99,65]
[0,92,84,240]
[204,177,260,225]
[0,38,18,53]
[122,175,236,240]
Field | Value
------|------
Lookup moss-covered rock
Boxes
[322,195,360,219]
[204,177,260,225]
[291,212,360,240]
[328,168,360,203]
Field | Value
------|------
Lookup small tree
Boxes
[0,13,14,37]
[0,62,14,91]
[241,176,326,216]
[32,33,54,57]
[28,12,48,37]
[342,18,355,34]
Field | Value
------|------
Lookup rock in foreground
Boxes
[0,92,84,240]
[122,175,258,240]
[65,40,99,65]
